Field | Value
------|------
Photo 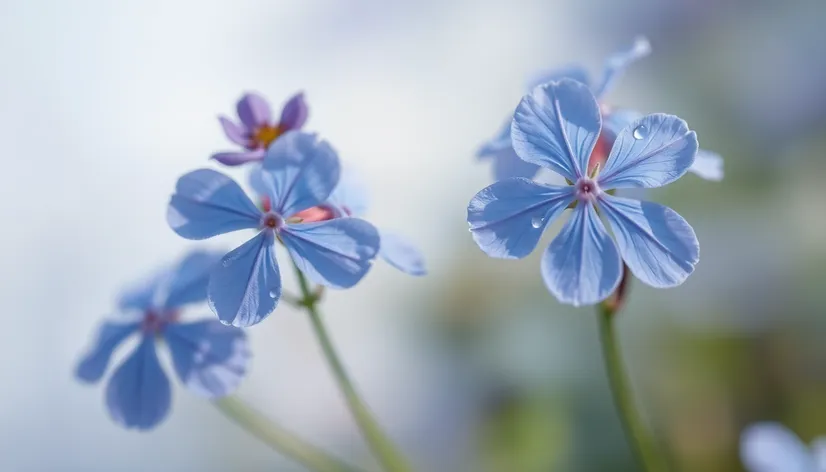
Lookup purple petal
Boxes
[279,92,309,131]
[219,116,252,147]
[211,149,266,166]
[594,36,651,99]
[740,423,815,472]
[75,322,140,383]
[379,230,427,276]
[105,336,171,430]
[236,92,272,129]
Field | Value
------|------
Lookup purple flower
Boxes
[75,250,251,430]
[478,37,723,182]
[741,422,826,472]
[169,131,380,327]
[212,92,309,166]
[468,79,699,306]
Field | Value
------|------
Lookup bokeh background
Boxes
[2,0,826,470]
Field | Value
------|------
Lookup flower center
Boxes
[575,177,600,202]
[141,309,179,334]
[292,205,339,223]
[252,124,283,149]
[260,211,283,230]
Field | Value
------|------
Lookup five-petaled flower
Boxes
[212,92,309,166]
[75,250,251,430]
[741,422,826,472]
[468,79,700,306]
[477,37,724,183]
[168,131,380,327]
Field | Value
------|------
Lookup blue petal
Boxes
[540,202,622,306]
[468,178,575,259]
[75,322,140,383]
[162,250,223,309]
[598,114,698,189]
[379,230,427,276]
[117,275,161,312]
[168,169,261,240]
[327,166,371,217]
[601,108,643,142]
[477,121,541,181]
[598,195,699,288]
[594,36,651,98]
[105,336,171,430]
[281,218,380,289]
[208,232,281,328]
[164,320,250,398]
[526,65,591,91]
[689,150,724,182]
[740,423,815,472]
[512,79,602,181]
[258,131,341,217]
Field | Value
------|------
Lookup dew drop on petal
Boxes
[531,217,544,229]
[632,125,647,140]
[268,290,278,299]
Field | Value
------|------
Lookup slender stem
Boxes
[293,263,412,472]
[597,306,668,472]
[213,396,367,472]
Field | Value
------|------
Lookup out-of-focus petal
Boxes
[281,218,379,289]
[541,202,622,306]
[526,65,591,91]
[379,230,426,276]
[168,169,261,240]
[740,423,815,472]
[162,250,223,309]
[598,195,699,288]
[327,166,371,217]
[75,322,140,383]
[258,132,340,217]
[594,36,651,98]
[689,150,724,182]
[598,114,697,189]
[279,92,309,131]
[219,116,251,147]
[117,275,162,312]
[208,232,281,328]
[105,336,171,430]
[477,121,541,181]
[512,79,602,181]
[601,108,644,142]
[236,92,272,129]
[165,320,250,398]
[468,178,575,259]
[211,150,266,166]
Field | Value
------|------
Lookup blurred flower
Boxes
[75,250,250,431]
[468,79,699,306]
[168,131,380,327]
[741,422,826,472]
[212,92,308,166]
[478,37,723,182]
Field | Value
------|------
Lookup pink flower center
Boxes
[141,310,179,334]
[575,177,600,202]
[260,211,283,230]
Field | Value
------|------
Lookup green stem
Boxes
[597,306,668,472]
[293,263,412,472]
[213,396,367,472]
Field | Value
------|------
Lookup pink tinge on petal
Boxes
[293,205,337,223]
[587,132,611,173]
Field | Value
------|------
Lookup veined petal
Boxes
[164,320,250,398]
[598,114,698,189]
[168,169,261,240]
[478,121,541,181]
[105,336,171,430]
[598,195,699,288]
[526,65,591,91]
[236,92,271,129]
[541,202,622,306]
[259,131,341,217]
[512,79,602,181]
[379,230,427,276]
[281,218,380,289]
[279,92,309,131]
[162,250,223,309]
[75,322,140,383]
[690,150,724,182]
[740,423,815,472]
[594,36,651,98]
[208,232,281,328]
[468,178,575,259]
[211,149,266,166]
[218,116,251,147]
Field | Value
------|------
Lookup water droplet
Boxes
[531,217,544,229]
[268,290,278,299]
[632,125,647,140]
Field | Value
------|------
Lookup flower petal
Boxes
[279,92,309,131]
[208,232,281,328]
[327,166,371,217]
[811,437,826,470]
[211,149,266,166]
[168,169,261,240]
[740,423,815,472]
[594,36,651,98]
[117,275,162,312]
[258,131,341,217]
[219,116,251,147]
[281,218,380,289]
[512,79,602,181]
[598,114,698,189]
[105,336,171,430]
[75,322,140,383]
[236,92,272,129]
[477,121,541,181]
[468,178,575,259]
[164,320,250,398]
[162,250,223,309]
[598,195,699,288]
[689,149,724,182]
[601,108,643,142]
[379,230,427,276]
[526,65,591,91]
[540,202,622,306]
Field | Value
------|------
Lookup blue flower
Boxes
[75,250,251,430]
[169,131,380,327]
[468,79,700,306]
[741,422,826,472]
[478,37,723,182]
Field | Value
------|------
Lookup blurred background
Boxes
[1,0,825,470]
